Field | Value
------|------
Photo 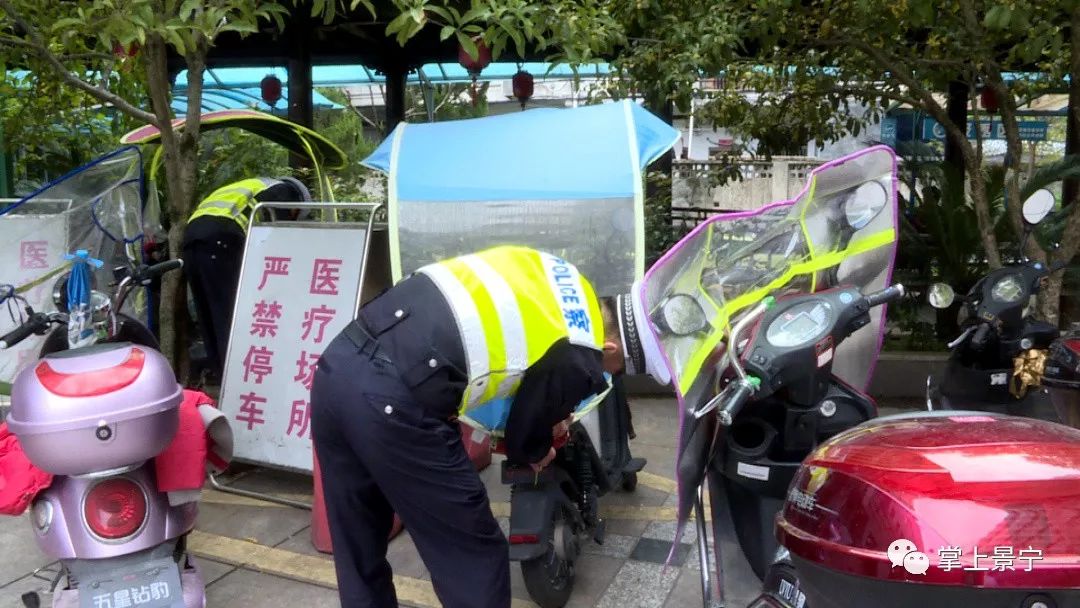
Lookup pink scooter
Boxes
[2,259,222,608]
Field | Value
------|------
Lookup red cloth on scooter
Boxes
[154,389,219,493]
[0,422,53,516]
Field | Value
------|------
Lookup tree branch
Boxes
[1054,4,1080,270]
[784,84,923,109]
[180,32,208,152]
[343,91,383,130]
[830,37,977,162]
[0,34,113,63]
[0,0,157,125]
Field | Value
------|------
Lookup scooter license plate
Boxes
[78,557,185,608]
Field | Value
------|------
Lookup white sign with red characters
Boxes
[219,224,367,472]
[0,212,67,388]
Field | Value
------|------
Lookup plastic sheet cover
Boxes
[640,146,899,397]
[0,147,148,388]
[638,146,900,555]
[363,100,680,298]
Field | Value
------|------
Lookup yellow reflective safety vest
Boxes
[416,246,605,412]
[188,177,282,231]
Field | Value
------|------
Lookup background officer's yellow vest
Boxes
[188,177,281,231]
[417,246,605,412]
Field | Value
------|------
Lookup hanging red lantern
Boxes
[512,70,534,109]
[457,37,492,79]
[112,41,139,59]
[260,75,283,107]
[980,87,1000,113]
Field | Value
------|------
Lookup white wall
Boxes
[673,98,886,161]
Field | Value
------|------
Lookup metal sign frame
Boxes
[210,201,383,509]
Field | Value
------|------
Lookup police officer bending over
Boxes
[311,245,628,608]
[182,176,311,379]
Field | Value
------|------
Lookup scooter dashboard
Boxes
[743,287,868,396]
[765,300,834,348]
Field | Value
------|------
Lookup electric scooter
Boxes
[1,255,219,608]
[676,288,1080,607]
[495,377,644,608]
[926,189,1063,421]
[651,147,1080,607]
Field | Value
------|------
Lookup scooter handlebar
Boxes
[865,284,905,308]
[132,259,183,285]
[709,376,761,426]
[0,313,51,349]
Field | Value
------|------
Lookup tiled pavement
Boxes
[0,397,913,608]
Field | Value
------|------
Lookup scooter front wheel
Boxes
[521,509,577,608]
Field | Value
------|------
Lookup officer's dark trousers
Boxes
[181,216,245,375]
[310,330,510,608]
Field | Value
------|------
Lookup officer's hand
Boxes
[530,447,556,472]
[553,417,572,441]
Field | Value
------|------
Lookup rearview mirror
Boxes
[928,283,956,309]
[1022,189,1055,225]
[657,293,708,336]
[843,181,889,230]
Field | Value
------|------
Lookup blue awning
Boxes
[362,99,680,202]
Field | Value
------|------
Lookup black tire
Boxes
[621,471,638,492]
[520,511,576,608]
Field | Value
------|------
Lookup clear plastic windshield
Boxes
[641,147,899,396]
[1,147,149,388]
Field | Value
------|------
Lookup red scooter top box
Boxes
[777,412,1080,594]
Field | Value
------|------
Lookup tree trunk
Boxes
[1040,272,1065,327]
[1060,5,1080,325]
[966,158,1002,268]
[141,33,206,379]
[162,220,190,379]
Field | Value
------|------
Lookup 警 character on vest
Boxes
[309,245,666,608]
[182,176,311,379]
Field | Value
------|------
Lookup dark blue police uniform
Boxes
[311,272,607,608]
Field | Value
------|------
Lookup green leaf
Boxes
[504,23,525,58]
[456,30,478,60]
[439,25,455,41]
[166,29,186,55]
[491,34,506,60]
[312,0,327,23]
[911,0,934,24]
[179,0,200,20]
[984,5,1010,30]
[351,0,377,18]
[1020,155,1080,202]
[386,12,411,36]
[460,6,487,25]
[226,21,259,35]
[51,18,85,32]
[427,6,453,23]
